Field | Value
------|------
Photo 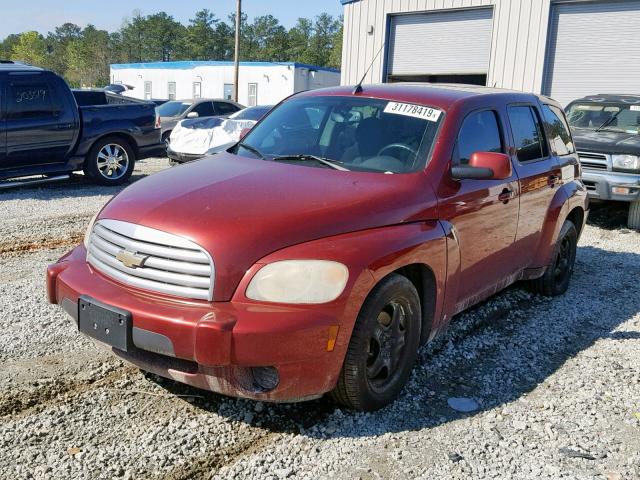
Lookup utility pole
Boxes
[233,0,241,102]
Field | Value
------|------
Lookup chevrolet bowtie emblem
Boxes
[115,250,148,269]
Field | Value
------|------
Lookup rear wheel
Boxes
[527,220,577,296]
[330,274,421,411]
[628,200,640,230]
[84,137,135,186]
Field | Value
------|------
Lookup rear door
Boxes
[439,108,520,308]
[508,104,562,263]
[5,73,76,168]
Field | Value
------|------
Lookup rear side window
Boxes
[7,80,60,120]
[508,105,549,162]
[542,105,575,156]
[457,110,503,164]
[192,102,215,117]
[215,102,240,115]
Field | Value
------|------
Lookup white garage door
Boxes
[543,1,640,106]
[387,8,493,81]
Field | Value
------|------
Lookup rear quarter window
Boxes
[542,105,575,155]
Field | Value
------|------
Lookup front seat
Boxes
[341,117,387,163]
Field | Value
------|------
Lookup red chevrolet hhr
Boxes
[47,84,588,411]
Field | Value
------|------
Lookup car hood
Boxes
[571,127,640,155]
[98,153,437,300]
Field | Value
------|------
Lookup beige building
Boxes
[340,0,640,106]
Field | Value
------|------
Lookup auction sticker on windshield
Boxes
[384,102,442,122]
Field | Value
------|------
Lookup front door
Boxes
[4,75,76,169]
[439,108,520,311]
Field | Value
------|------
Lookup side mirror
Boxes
[187,111,199,118]
[239,127,251,140]
[451,152,512,180]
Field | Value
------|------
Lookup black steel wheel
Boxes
[331,273,421,411]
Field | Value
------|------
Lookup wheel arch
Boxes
[86,132,138,165]
[388,263,437,345]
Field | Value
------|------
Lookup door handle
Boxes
[56,123,74,130]
[548,174,560,187]
[498,188,514,204]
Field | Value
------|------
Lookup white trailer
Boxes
[110,61,340,106]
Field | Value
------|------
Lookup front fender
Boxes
[231,221,448,348]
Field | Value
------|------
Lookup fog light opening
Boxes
[250,366,279,392]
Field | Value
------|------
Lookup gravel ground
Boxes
[0,163,639,480]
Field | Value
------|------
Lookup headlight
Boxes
[612,154,640,172]
[83,213,98,249]
[246,260,349,304]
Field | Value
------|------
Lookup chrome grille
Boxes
[578,151,609,171]
[87,219,214,301]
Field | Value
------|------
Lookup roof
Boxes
[569,94,640,105]
[111,61,340,74]
[0,60,44,72]
[296,82,540,110]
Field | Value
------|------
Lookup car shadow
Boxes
[146,245,640,439]
[587,200,631,230]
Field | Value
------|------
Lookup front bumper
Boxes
[582,169,640,202]
[47,246,351,402]
[166,147,205,164]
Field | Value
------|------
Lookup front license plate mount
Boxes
[78,295,132,352]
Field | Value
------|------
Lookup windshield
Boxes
[157,101,191,118]
[566,102,640,135]
[231,105,272,121]
[235,96,443,173]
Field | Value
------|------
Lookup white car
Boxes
[167,105,273,164]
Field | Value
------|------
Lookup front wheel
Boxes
[527,220,577,296]
[84,137,136,186]
[628,200,640,230]
[330,273,421,411]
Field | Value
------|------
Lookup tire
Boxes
[84,136,136,186]
[162,131,172,148]
[628,201,640,230]
[527,220,577,297]
[330,273,421,411]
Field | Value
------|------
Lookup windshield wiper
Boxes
[238,142,266,160]
[271,154,350,171]
[596,108,625,132]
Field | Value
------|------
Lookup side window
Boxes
[192,102,215,117]
[7,80,60,120]
[215,102,240,115]
[542,105,575,156]
[508,105,549,162]
[457,110,503,164]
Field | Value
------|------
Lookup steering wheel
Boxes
[377,143,418,158]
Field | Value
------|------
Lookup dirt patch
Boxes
[0,233,83,255]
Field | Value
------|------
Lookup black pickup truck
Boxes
[0,62,163,187]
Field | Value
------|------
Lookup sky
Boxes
[0,0,344,39]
